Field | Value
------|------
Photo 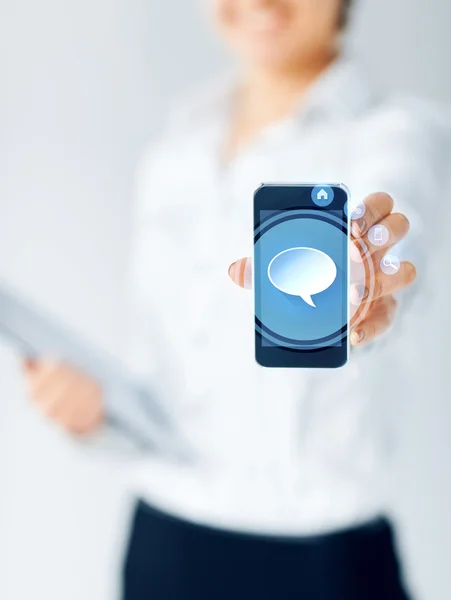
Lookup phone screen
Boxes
[254,184,349,368]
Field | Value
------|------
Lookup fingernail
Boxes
[23,356,37,370]
[350,329,365,345]
[350,285,368,305]
[407,263,417,283]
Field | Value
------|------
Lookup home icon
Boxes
[311,184,334,206]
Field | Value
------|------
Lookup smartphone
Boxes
[254,183,349,368]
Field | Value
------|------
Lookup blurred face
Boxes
[213,0,344,70]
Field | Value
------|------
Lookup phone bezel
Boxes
[253,183,350,369]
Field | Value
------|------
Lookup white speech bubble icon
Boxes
[267,247,337,307]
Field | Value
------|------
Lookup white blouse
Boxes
[98,58,449,535]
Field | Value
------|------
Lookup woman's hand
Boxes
[22,359,104,434]
[228,192,417,347]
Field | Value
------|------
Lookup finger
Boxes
[351,192,394,238]
[354,213,410,261]
[350,237,368,264]
[350,261,417,304]
[350,295,398,346]
[59,380,102,434]
[228,257,252,289]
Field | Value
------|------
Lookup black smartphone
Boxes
[254,183,349,368]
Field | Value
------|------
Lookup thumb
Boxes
[228,257,252,289]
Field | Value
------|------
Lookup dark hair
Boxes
[340,0,354,28]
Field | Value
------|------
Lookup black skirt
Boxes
[122,500,411,600]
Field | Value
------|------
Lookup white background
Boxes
[1,1,451,598]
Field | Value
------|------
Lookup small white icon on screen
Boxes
[348,201,366,221]
[368,224,389,246]
[380,254,400,275]
[311,185,334,207]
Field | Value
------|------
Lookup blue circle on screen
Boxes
[255,215,347,343]
[311,185,334,207]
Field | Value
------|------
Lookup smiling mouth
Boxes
[241,9,289,35]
